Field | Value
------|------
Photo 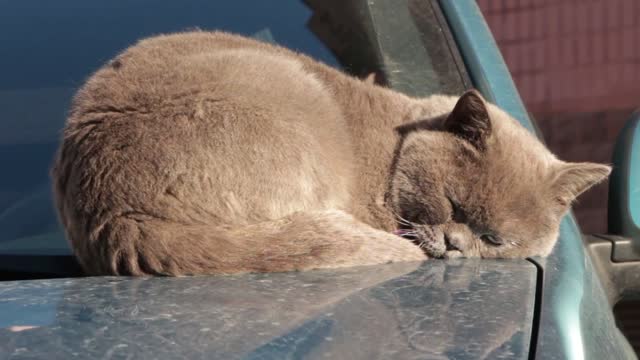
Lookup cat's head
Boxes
[389,90,610,259]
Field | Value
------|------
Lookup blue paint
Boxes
[0,261,537,359]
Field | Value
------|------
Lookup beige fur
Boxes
[51,31,610,275]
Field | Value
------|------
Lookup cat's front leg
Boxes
[244,209,428,271]
[78,208,427,276]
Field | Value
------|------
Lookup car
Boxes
[0,0,638,358]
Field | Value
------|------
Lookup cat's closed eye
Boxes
[480,233,504,246]
[447,197,504,247]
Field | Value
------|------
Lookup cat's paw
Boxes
[442,250,463,259]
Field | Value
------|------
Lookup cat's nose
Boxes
[444,231,464,251]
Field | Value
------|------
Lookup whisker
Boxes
[394,230,420,241]
[388,208,413,227]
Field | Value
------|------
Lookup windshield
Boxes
[0,0,466,261]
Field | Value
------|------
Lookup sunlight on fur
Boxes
[51,32,610,276]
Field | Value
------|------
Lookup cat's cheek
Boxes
[479,243,522,259]
[542,229,561,255]
[466,239,498,258]
[461,244,482,258]
[479,247,500,258]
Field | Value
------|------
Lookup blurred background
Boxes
[477,0,640,235]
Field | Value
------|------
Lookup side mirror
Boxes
[608,111,640,257]
[586,112,640,305]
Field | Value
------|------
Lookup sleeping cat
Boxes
[52,31,610,276]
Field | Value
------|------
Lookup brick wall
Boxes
[477,0,640,234]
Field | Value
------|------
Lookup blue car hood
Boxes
[0,259,536,359]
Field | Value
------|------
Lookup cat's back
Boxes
[71,32,328,120]
[57,31,354,226]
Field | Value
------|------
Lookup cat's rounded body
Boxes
[53,31,609,275]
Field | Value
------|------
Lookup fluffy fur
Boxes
[52,31,610,275]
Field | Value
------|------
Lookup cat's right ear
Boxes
[550,162,612,207]
[444,89,492,151]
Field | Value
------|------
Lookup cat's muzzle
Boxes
[395,225,463,259]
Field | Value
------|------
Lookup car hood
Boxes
[0,259,536,359]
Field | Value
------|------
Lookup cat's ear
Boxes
[550,162,612,207]
[444,89,492,150]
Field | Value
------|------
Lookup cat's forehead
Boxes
[420,94,557,168]
[486,104,556,165]
[461,107,559,218]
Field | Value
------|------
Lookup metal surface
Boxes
[534,220,637,360]
[439,1,637,359]
[586,235,640,304]
[0,260,535,359]
[612,238,640,263]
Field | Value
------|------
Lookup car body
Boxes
[0,0,636,359]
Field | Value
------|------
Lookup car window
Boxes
[0,0,467,258]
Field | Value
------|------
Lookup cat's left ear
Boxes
[444,89,492,151]
[550,162,612,207]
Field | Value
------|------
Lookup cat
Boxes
[51,31,611,276]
